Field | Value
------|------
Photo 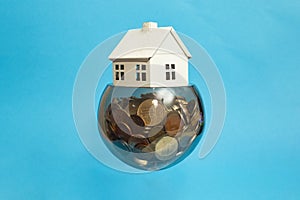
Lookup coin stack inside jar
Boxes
[102,92,204,170]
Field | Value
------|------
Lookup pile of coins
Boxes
[101,92,204,170]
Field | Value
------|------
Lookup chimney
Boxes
[142,22,158,31]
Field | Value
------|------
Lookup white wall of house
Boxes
[112,55,188,87]
[149,52,189,87]
[113,61,150,87]
[145,32,189,87]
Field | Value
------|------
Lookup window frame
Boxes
[136,63,147,82]
[115,63,125,81]
[165,64,176,80]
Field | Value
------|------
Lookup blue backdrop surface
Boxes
[0,0,299,199]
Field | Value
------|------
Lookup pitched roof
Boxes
[109,24,192,61]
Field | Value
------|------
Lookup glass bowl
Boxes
[97,85,204,171]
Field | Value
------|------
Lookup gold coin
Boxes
[155,136,178,161]
[137,99,167,126]
[165,111,184,137]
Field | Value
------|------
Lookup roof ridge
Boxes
[170,30,192,58]
[150,28,173,58]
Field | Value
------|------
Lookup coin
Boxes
[119,98,129,109]
[128,134,150,152]
[127,99,143,116]
[112,139,130,151]
[141,93,157,99]
[146,128,165,144]
[111,106,130,123]
[137,99,167,126]
[126,116,146,136]
[155,136,178,161]
[147,126,164,138]
[104,120,119,141]
[175,98,188,106]
[115,122,132,141]
[165,111,184,137]
[171,104,180,111]
[130,115,145,127]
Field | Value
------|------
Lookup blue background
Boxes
[1,0,299,199]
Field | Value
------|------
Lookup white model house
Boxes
[109,22,192,87]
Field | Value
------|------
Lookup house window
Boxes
[115,64,125,80]
[136,64,146,81]
[166,64,176,80]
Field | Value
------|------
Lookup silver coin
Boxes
[155,136,178,161]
